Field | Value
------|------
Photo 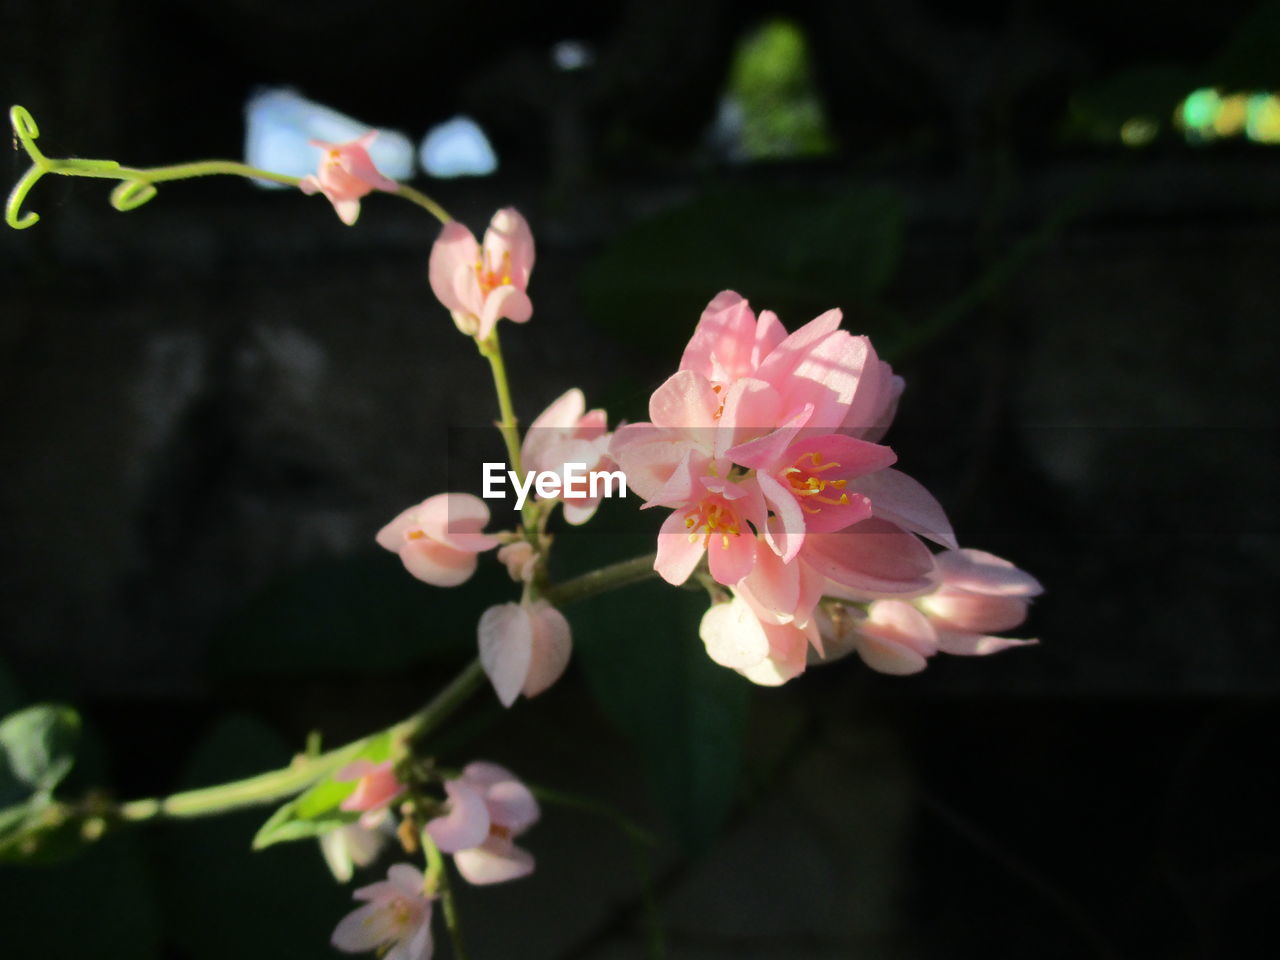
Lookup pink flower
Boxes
[520,388,613,525]
[814,549,1042,676]
[917,549,1042,656]
[377,493,499,587]
[299,132,398,226]
[337,760,403,827]
[700,593,817,686]
[331,863,433,960]
[611,291,948,596]
[424,762,540,885]
[428,208,535,340]
[477,600,572,707]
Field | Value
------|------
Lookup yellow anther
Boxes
[407,530,426,540]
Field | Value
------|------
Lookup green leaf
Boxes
[252,731,392,850]
[0,703,80,802]
[571,579,751,851]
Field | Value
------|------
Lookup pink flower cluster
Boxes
[330,761,540,960]
[610,291,1040,685]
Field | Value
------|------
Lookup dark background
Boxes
[1,1,1278,957]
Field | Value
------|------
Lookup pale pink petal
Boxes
[484,208,535,289]
[752,309,787,367]
[298,174,322,195]
[649,370,721,430]
[415,493,498,553]
[706,525,756,585]
[838,339,893,437]
[803,518,937,596]
[679,291,757,382]
[523,389,587,468]
[655,509,706,585]
[390,919,433,960]
[715,378,783,456]
[461,761,520,789]
[776,330,870,430]
[848,468,957,549]
[934,630,1039,656]
[425,780,491,853]
[454,840,535,885]
[376,505,421,552]
[855,633,930,675]
[398,539,477,587]
[920,592,1030,633]
[562,497,601,525]
[757,472,806,562]
[936,549,1044,596]
[428,222,480,315]
[478,603,533,707]
[340,135,399,191]
[788,433,897,479]
[331,902,389,952]
[700,599,771,670]
[485,779,541,833]
[860,600,938,658]
[725,403,812,469]
[738,548,800,623]
[755,308,843,387]
[477,284,534,341]
[333,199,361,226]
[386,864,427,898]
[522,602,572,698]
[738,622,810,685]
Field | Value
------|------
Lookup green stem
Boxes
[423,833,469,960]
[108,552,655,826]
[545,552,658,607]
[117,742,360,822]
[477,329,537,536]
[391,659,486,742]
[396,184,452,225]
[118,661,486,824]
[6,104,454,230]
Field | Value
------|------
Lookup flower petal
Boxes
[454,840,535,885]
[700,598,771,670]
[655,509,706,586]
[522,602,572,698]
[426,780,491,853]
[478,603,533,707]
[429,221,480,315]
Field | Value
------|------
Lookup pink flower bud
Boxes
[477,600,571,707]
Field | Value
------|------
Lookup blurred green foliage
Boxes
[571,574,750,852]
[728,18,836,160]
[157,715,353,960]
[210,551,511,678]
[582,183,904,365]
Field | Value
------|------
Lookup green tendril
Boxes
[110,180,158,212]
[6,164,45,230]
